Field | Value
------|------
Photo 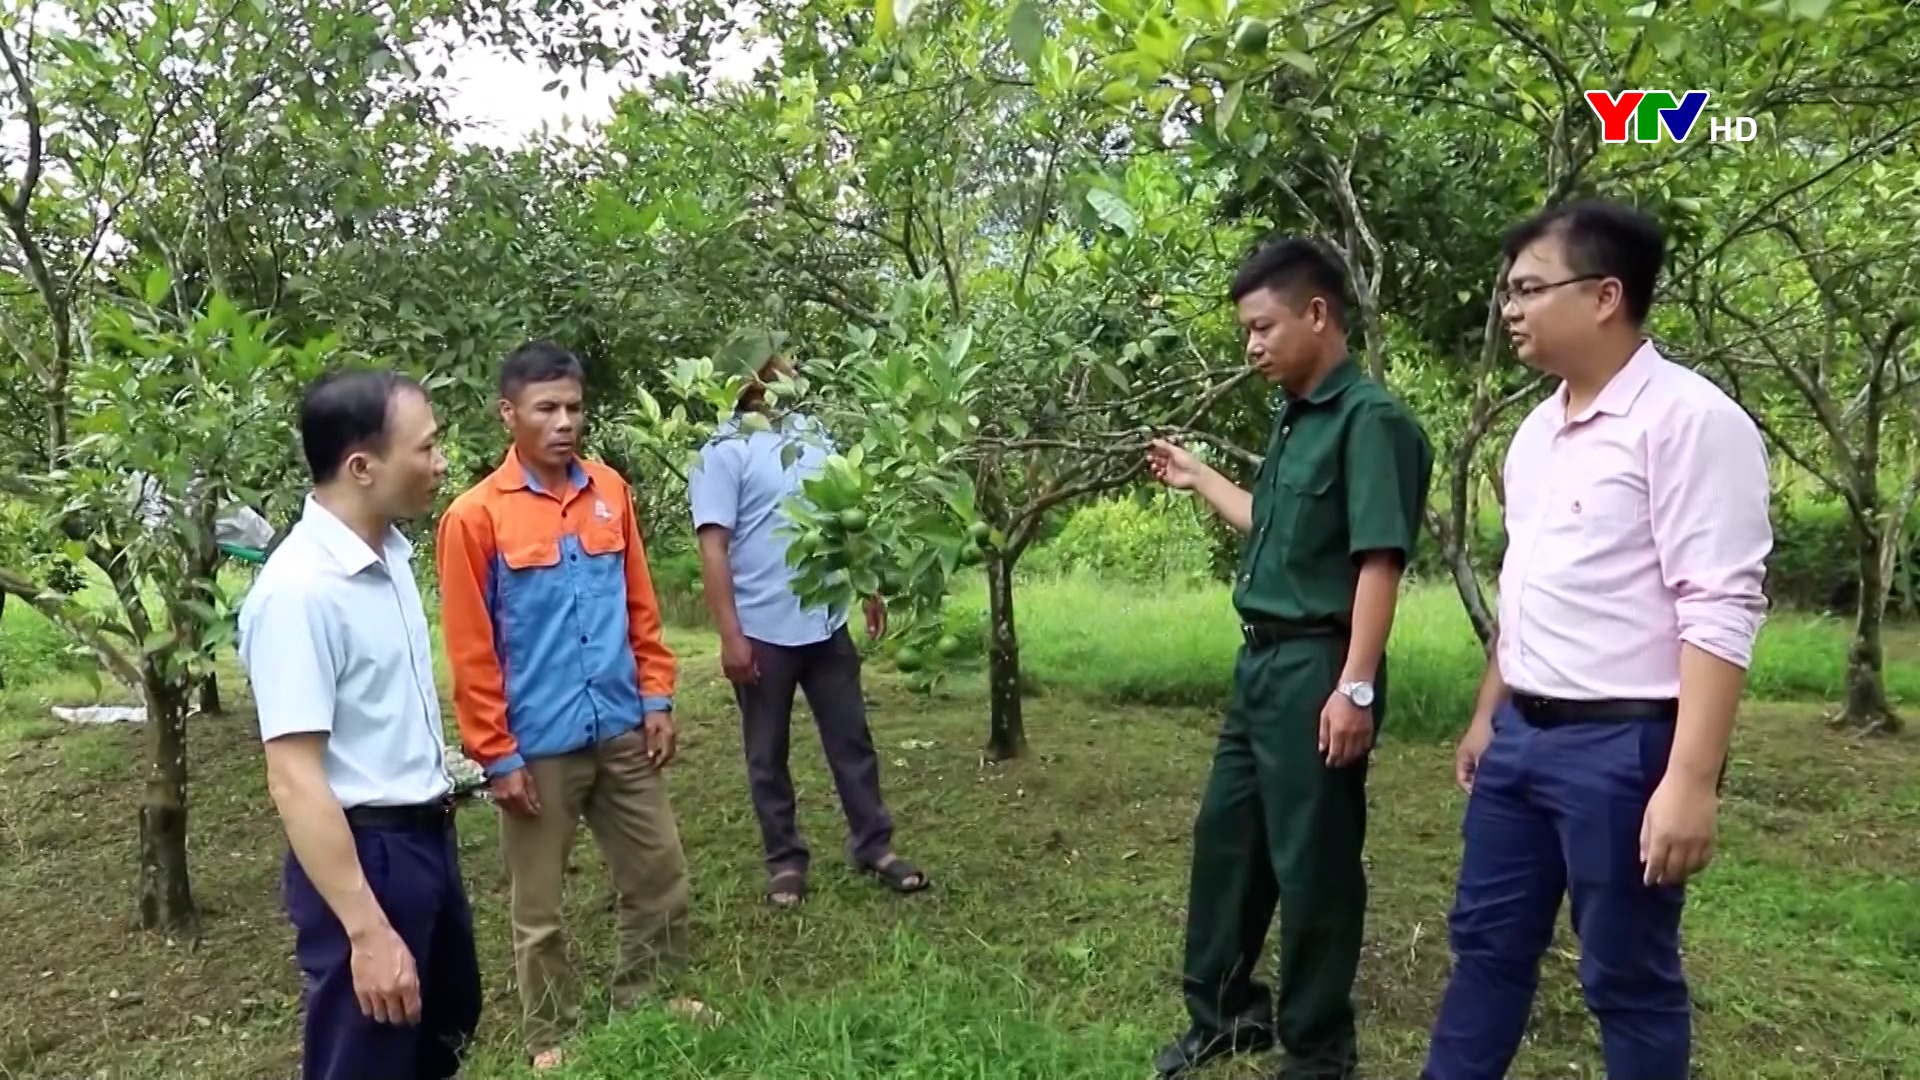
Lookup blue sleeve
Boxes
[688,442,740,531]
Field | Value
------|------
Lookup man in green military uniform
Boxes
[1146,237,1434,1079]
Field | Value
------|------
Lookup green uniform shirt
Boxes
[1231,358,1435,625]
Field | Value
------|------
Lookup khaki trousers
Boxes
[498,729,691,1052]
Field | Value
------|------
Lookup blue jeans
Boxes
[1422,700,1690,1080]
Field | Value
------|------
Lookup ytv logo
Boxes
[1584,90,1757,144]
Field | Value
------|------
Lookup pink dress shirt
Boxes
[1496,340,1773,700]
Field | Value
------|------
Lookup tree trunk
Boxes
[197,672,221,715]
[0,591,8,689]
[1837,524,1900,734]
[1439,533,1497,646]
[137,664,199,937]
[1425,510,1497,647]
[983,553,1026,760]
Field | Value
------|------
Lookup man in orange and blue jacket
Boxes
[437,340,709,1072]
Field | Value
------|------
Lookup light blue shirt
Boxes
[237,496,452,808]
[688,411,847,647]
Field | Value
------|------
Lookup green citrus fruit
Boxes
[968,521,992,546]
[838,508,869,533]
[1231,17,1270,54]
[935,634,962,658]
[895,647,925,672]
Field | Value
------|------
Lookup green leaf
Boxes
[1134,16,1184,69]
[877,0,923,37]
[1086,189,1138,236]
[1216,79,1245,136]
[1652,23,1685,61]
[1009,1,1045,68]
[143,266,171,306]
[946,325,974,368]
[1277,50,1316,77]
[1787,0,1831,16]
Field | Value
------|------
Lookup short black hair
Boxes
[1229,236,1349,326]
[298,368,424,485]
[1501,198,1666,324]
[500,339,586,400]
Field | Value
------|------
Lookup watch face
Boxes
[1349,683,1375,708]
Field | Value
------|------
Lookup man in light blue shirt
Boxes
[689,356,929,906]
[238,368,480,1080]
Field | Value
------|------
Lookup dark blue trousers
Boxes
[1422,700,1690,1080]
[283,817,482,1080]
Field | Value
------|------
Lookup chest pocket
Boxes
[500,535,561,573]
[1267,445,1340,564]
[496,533,563,637]
[574,496,629,596]
[1569,473,1648,547]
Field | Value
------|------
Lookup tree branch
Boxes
[0,25,44,219]
[0,566,143,691]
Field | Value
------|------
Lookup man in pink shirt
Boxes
[1420,200,1772,1080]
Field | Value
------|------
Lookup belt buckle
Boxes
[1240,623,1258,645]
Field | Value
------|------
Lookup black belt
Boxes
[343,798,455,831]
[1509,693,1677,727]
[1239,620,1347,648]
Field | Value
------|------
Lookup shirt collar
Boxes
[490,445,589,495]
[300,494,410,576]
[1288,356,1362,407]
[1559,338,1660,424]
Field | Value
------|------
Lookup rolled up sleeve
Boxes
[1648,400,1773,669]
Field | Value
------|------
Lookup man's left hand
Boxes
[1640,774,1718,886]
[1319,692,1374,767]
[864,596,887,641]
[642,711,678,768]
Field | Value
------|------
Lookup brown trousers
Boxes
[497,729,691,1052]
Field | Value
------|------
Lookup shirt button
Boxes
[580,635,589,644]
[1571,501,1582,514]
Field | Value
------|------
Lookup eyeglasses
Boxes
[1497,274,1606,307]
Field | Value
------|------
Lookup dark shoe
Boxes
[1153,1020,1276,1077]
[1277,1046,1358,1079]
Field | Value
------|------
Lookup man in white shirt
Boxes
[238,368,480,1080]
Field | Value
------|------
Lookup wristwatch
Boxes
[1337,680,1375,709]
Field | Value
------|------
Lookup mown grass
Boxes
[1,577,1917,1079]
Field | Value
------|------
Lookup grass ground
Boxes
[1,578,1917,1079]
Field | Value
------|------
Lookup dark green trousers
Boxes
[1181,637,1380,1072]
